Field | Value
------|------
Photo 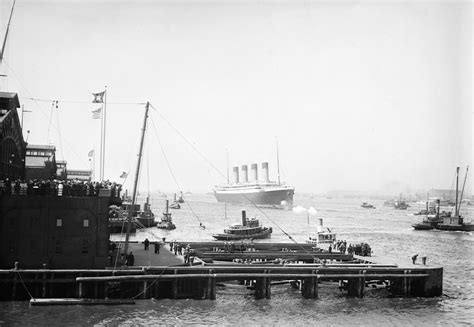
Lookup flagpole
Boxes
[102,86,107,180]
[99,103,103,180]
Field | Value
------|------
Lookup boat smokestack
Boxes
[262,162,269,182]
[233,166,240,184]
[436,199,440,217]
[242,210,247,226]
[317,218,323,233]
[165,199,169,215]
[251,163,258,181]
[241,165,248,183]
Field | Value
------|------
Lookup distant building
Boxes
[428,189,456,201]
[0,92,26,180]
[25,144,57,180]
[67,169,92,182]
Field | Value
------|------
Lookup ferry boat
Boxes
[212,210,272,241]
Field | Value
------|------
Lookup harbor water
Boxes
[1,194,473,325]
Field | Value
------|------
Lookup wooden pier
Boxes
[0,242,443,302]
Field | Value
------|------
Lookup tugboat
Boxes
[361,202,376,209]
[394,197,409,210]
[169,193,181,209]
[212,210,272,240]
[177,191,185,203]
[306,218,336,246]
[436,167,474,232]
[157,200,176,230]
[412,200,445,230]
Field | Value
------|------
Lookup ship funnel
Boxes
[262,162,269,182]
[317,218,323,233]
[251,163,258,181]
[242,210,247,226]
[233,166,240,184]
[241,165,248,183]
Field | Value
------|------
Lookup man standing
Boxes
[154,242,160,254]
[144,238,150,250]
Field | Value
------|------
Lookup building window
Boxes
[81,240,90,254]
[56,218,62,227]
[83,219,89,227]
[55,240,62,254]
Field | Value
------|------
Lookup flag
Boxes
[120,171,128,178]
[92,91,105,103]
[88,149,94,157]
[92,107,101,119]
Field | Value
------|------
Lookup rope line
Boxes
[149,115,203,225]
[148,103,320,262]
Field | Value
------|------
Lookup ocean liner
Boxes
[214,162,294,207]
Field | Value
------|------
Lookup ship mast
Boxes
[457,166,469,216]
[0,0,15,90]
[276,138,281,186]
[123,101,150,256]
[454,166,459,217]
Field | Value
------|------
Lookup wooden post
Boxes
[104,282,109,299]
[143,281,148,299]
[78,273,84,298]
[12,273,17,300]
[314,270,319,299]
[208,270,216,300]
[42,271,47,298]
[172,269,178,299]
[264,270,271,299]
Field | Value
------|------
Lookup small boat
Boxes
[169,201,181,209]
[394,200,409,210]
[212,210,272,241]
[157,200,176,230]
[361,202,375,209]
[306,218,336,246]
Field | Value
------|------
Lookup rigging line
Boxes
[55,101,64,160]
[148,105,308,254]
[21,97,146,105]
[149,103,227,181]
[4,63,90,168]
[16,271,34,300]
[149,115,203,224]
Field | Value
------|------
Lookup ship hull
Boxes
[212,227,272,241]
[436,224,474,232]
[214,187,294,207]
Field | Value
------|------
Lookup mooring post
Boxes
[264,269,271,299]
[315,270,319,299]
[172,269,178,299]
[403,270,408,296]
[359,270,366,298]
[208,269,216,300]
[143,281,148,299]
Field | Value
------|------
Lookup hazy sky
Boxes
[0,0,472,194]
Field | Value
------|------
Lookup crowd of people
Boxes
[169,241,195,265]
[347,243,372,257]
[0,178,122,198]
[328,240,372,257]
